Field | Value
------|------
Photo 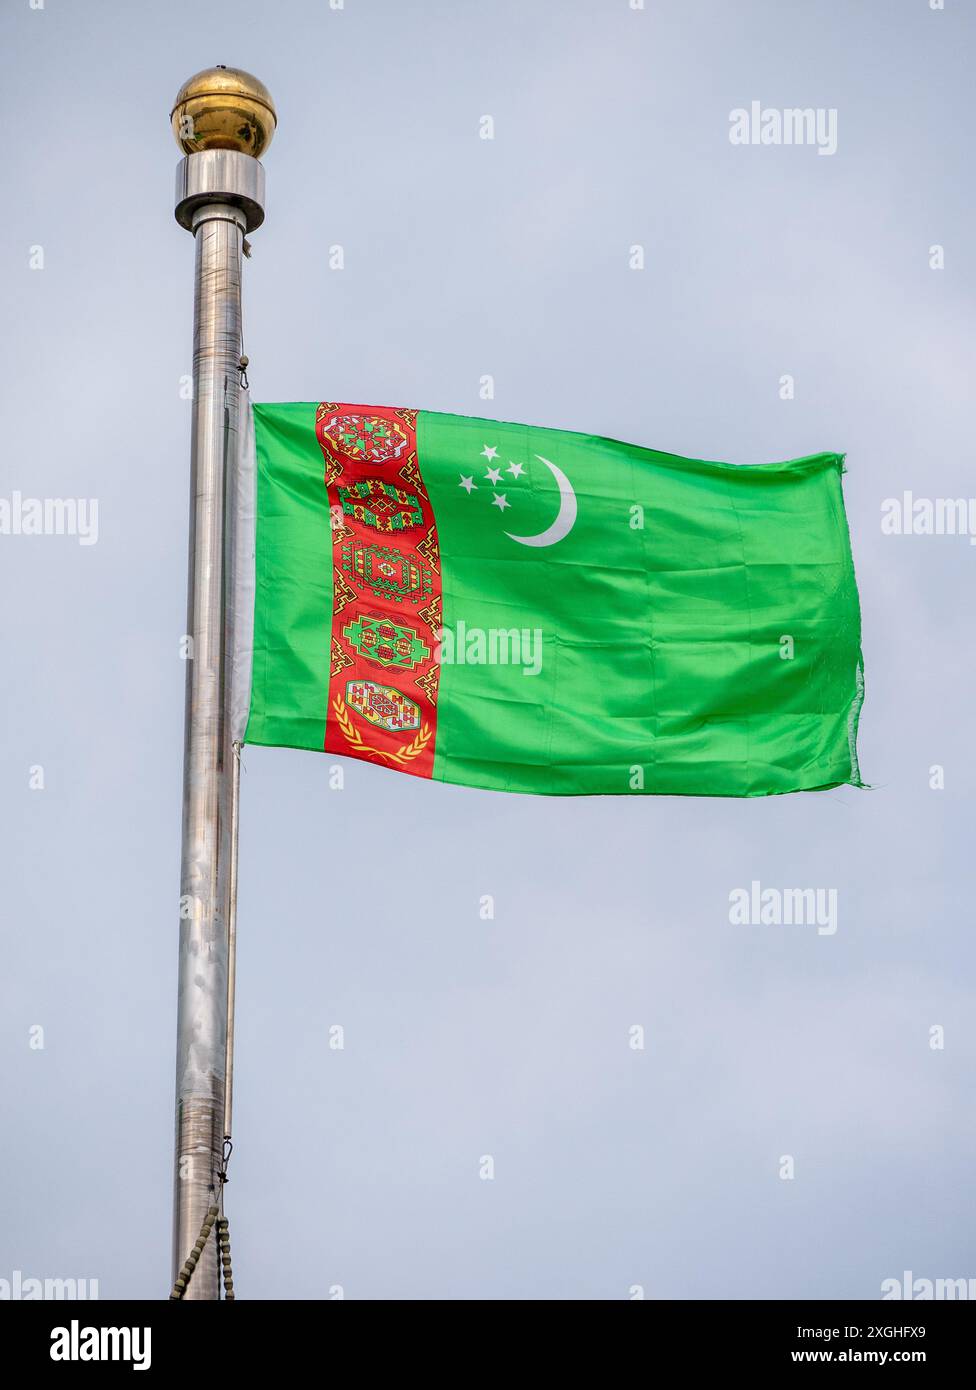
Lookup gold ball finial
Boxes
[171,66,276,158]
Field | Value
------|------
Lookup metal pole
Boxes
[170,68,274,1300]
[173,200,243,1300]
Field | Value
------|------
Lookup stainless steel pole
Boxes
[171,72,273,1297]
[173,200,244,1300]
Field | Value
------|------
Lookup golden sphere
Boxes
[171,66,276,158]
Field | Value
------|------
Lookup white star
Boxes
[492,493,511,511]
[506,460,525,478]
[458,474,476,493]
[480,445,498,461]
[484,467,502,485]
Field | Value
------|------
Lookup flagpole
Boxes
[170,67,275,1300]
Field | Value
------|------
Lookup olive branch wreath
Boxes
[333,694,431,766]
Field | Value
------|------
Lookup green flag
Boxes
[241,401,864,797]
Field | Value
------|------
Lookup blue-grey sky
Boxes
[1,0,974,1299]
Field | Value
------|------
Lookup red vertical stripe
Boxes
[316,403,441,778]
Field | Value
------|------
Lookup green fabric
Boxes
[245,403,864,797]
[247,402,332,749]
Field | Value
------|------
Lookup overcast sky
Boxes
[1,0,974,1300]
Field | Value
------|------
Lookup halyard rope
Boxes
[169,1205,218,1300]
[217,1214,234,1300]
[168,1204,234,1301]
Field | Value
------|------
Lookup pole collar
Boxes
[175,150,266,234]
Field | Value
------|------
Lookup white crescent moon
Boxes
[505,455,577,548]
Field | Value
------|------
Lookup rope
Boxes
[218,1138,234,1300]
[217,1215,234,1300]
[169,1205,219,1300]
[168,1202,235,1301]
[238,237,250,388]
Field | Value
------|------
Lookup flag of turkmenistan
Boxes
[241,401,864,797]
